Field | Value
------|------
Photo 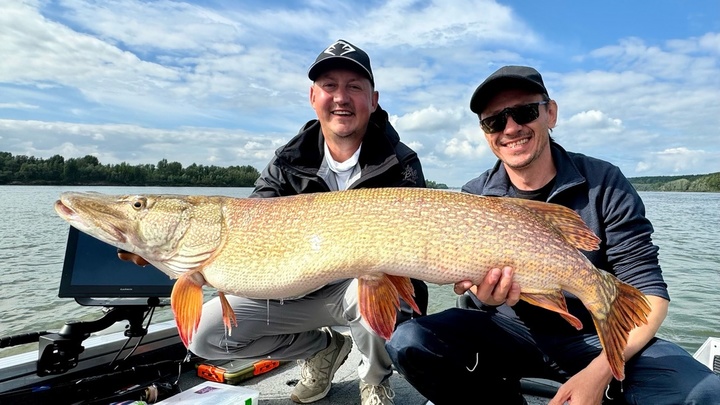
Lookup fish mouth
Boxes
[54,198,127,245]
[54,199,75,218]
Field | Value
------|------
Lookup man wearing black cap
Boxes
[387,66,720,404]
[186,39,427,405]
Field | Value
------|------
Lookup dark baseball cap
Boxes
[469,65,549,114]
[308,39,374,85]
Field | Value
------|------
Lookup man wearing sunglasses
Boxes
[387,66,720,404]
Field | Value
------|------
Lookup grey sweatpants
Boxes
[187,279,393,385]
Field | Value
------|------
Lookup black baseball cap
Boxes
[469,65,549,114]
[308,39,374,86]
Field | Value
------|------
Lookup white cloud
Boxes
[636,147,718,174]
[564,110,623,131]
[556,110,625,148]
[58,0,243,52]
[0,102,39,109]
[0,118,286,172]
[1,0,719,187]
[348,0,538,49]
[393,105,465,133]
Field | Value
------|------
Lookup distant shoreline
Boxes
[1,151,716,191]
[1,180,716,192]
[629,172,720,192]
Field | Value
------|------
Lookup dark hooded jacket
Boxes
[250,106,428,322]
[251,106,425,197]
[462,141,668,334]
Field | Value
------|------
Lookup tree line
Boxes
[629,173,720,192]
[0,151,451,189]
[0,152,260,187]
[3,151,714,191]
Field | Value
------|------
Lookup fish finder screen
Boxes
[58,226,175,306]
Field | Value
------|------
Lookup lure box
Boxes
[196,359,280,385]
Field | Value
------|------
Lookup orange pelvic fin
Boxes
[171,272,205,347]
[592,277,651,381]
[520,290,583,330]
[358,274,419,340]
[218,292,238,335]
[387,274,421,315]
[508,199,601,252]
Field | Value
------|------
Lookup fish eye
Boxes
[131,196,147,210]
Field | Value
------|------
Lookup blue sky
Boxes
[1,0,719,187]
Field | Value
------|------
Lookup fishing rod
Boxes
[0,359,184,404]
[0,331,52,348]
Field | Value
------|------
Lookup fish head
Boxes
[55,192,225,277]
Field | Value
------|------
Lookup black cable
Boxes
[108,306,155,369]
[121,306,155,362]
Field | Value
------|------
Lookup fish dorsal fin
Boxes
[505,198,601,251]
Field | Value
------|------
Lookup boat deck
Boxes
[0,321,557,404]
[6,321,718,404]
[179,326,558,405]
[231,344,556,404]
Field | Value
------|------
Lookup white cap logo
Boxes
[324,40,355,56]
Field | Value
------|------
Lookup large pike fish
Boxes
[54,188,650,380]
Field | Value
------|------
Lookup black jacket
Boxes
[251,106,428,323]
[251,106,425,197]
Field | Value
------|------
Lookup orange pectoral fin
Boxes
[358,274,415,340]
[218,292,238,336]
[171,273,205,347]
[520,290,583,330]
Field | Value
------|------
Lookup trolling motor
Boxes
[36,304,153,376]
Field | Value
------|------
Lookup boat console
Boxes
[57,225,174,307]
[37,226,176,376]
[0,227,190,403]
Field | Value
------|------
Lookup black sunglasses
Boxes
[480,101,549,133]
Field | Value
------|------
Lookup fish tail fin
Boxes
[358,274,419,340]
[218,292,238,336]
[591,274,651,381]
[171,273,205,347]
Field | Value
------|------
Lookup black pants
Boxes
[386,307,720,405]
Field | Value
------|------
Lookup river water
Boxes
[0,186,718,358]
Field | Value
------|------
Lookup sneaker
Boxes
[360,379,395,405]
[290,327,353,403]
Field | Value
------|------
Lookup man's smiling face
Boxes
[310,69,378,141]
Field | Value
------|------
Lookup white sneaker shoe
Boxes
[290,327,353,403]
[360,378,395,405]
